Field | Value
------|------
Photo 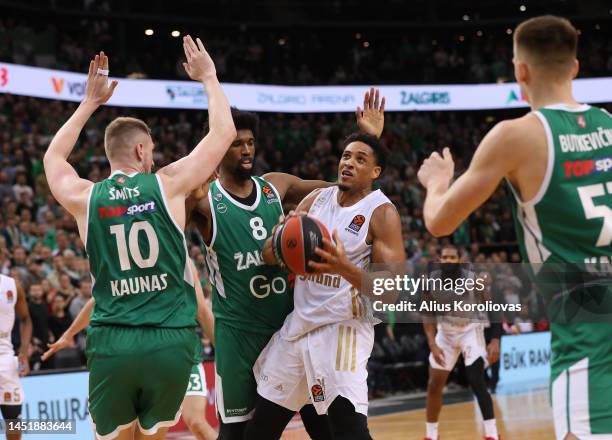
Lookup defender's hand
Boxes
[83,51,118,107]
[41,334,75,362]
[356,87,385,138]
[417,147,454,190]
[182,36,217,82]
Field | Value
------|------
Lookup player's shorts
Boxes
[547,322,612,439]
[0,354,23,405]
[185,363,207,397]
[86,325,198,439]
[254,318,374,416]
[429,323,487,371]
[215,321,274,423]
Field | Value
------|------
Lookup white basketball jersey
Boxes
[280,186,392,341]
[0,275,17,355]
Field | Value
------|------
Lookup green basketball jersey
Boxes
[205,176,293,334]
[510,104,612,379]
[86,171,197,328]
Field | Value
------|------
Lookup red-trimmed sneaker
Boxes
[484,436,500,440]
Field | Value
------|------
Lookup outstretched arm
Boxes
[43,52,117,216]
[417,118,527,237]
[41,297,94,361]
[263,173,333,207]
[159,36,235,197]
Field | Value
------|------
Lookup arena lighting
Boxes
[506,28,513,35]
[595,24,600,30]
[363,41,370,48]
[355,32,362,39]
[145,29,154,36]
[171,30,180,37]
[278,38,286,46]
[462,14,469,21]
[477,30,483,37]
[519,5,527,12]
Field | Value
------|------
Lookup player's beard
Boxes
[234,160,254,180]
[338,183,349,192]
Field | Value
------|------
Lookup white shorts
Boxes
[0,355,23,405]
[429,323,487,371]
[185,363,207,397]
[254,319,374,416]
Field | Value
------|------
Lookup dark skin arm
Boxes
[263,172,332,208]
[15,279,32,376]
[310,203,406,303]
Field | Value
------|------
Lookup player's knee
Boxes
[427,374,446,394]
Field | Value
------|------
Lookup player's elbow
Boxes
[425,217,453,238]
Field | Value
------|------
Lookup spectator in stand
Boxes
[48,295,72,343]
[27,283,49,369]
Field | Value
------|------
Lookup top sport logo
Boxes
[564,157,612,177]
[98,201,156,219]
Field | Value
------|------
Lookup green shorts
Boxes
[550,323,612,438]
[215,321,273,423]
[86,325,198,438]
[185,363,207,397]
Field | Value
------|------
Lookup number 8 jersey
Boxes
[205,176,294,335]
[86,171,197,328]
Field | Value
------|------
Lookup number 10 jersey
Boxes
[86,171,197,328]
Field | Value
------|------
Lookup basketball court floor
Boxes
[168,382,556,439]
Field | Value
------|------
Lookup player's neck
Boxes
[219,173,253,198]
[336,187,372,207]
[527,80,579,111]
[109,161,143,176]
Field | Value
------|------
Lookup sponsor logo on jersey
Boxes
[300,272,341,289]
[217,202,227,214]
[310,379,325,402]
[576,115,586,129]
[234,250,265,271]
[346,214,366,234]
[109,186,140,200]
[275,384,283,392]
[98,201,156,219]
[564,157,612,177]
[261,186,279,204]
[3,392,11,402]
[6,290,13,303]
[117,176,126,185]
[213,193,223,202]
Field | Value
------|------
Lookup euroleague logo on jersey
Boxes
[564,157,612,177]
[99,201,157,218]
[261,186,278,204]
[345,214,366,235]
[6,290,13,303]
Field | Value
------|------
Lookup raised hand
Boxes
[356,87,385,138]
[84,51,118,107]
[182,35,217,82]
[417,147,455,190]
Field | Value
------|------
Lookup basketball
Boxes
[273,215,331,275]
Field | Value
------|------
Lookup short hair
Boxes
[441,244,459,254]
[104,117,151,160]
[514,15,577,68]
[342,132,387,172]
[204,107,259,139]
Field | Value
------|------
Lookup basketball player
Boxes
[245,131,405,440]
[422,245,500,440]
[189,89,385,440]
[43,37,235,440]
[42,262,216,440]
[417,16,612,440]
[0,274,32,440]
